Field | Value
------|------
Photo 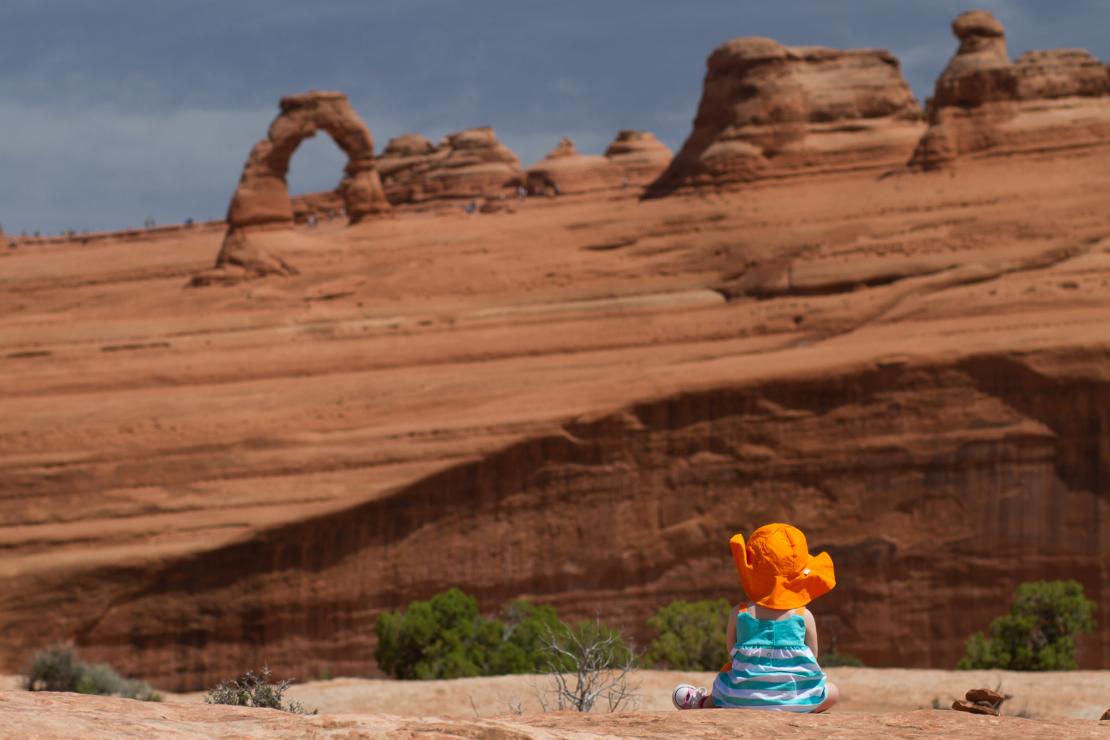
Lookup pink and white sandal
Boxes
[672,683,709,710]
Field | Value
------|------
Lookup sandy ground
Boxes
[140,668,1109,721]
[3,690,1107,740]
[2,668,1108,739]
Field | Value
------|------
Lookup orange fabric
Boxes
[729,523,836,609]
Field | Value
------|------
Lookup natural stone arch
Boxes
[196,91,391,284]
[226,90,391,228]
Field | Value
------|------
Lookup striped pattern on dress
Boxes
[711,607,828,712]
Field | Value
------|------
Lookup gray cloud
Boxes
[0,1,1107,235]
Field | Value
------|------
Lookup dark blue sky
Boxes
[1,0,1107,234]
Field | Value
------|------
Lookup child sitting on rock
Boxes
[672,523,839,713]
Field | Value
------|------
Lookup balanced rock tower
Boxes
[645,37,922,196]
[199,91,391,283]
[910,10,1110,168]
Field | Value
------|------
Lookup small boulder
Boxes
[965,688,1004,706]
[951,700,1000,716]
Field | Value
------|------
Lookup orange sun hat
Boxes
[730,523,836,609]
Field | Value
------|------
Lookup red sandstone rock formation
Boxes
[910,11,1110,168]
[290,190,343,224]
[6,23,1110,695]
[199,91,390,284]
[604,130,672,185]
[524,137,625,195]
[377,127,523,204]
[226,91,390,228]
[646,37,922,196]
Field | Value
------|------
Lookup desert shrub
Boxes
[374,588,506,679]
[374,589,570,679]
[538,618,637,712]
[958,580,1096,670]
[205,667,314,714]
[488,599,568,675]
[374,588,625,681]
[644,599,729,670]
[25,646,82,693]
[25,646,161,701]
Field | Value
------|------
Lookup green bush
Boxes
[25,646,82,693]
[490,599,569,674]
[374,588,503,679]
[373,588,628,680]
[644,599,729,670]
[205,667,314,714]
[958,580,1097,670]
[25,646,161,701]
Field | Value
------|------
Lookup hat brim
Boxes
[729,534,835,610]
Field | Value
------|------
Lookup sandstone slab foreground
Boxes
[1,691,1107,740]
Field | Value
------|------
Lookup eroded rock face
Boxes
[42,351,1110,690]
[646,38,922,195]
[203,91,390,283]
[377,127,523,204]
[910,11,1110,168]
[604,130,672,185]
[524,137,625,195]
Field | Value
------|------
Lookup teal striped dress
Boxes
[711,604,828,712]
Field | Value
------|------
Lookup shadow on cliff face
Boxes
[959,353,1110,503]
[56,351,1110,690]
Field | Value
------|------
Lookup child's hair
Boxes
[729,523,835,609]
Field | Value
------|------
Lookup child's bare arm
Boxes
[802,608,819,659]
[725,603,739,655]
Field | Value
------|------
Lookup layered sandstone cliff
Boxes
[910,11,1110,168]
[646,38,923,196]
[524,137,625,195]
[56,353,1110,689]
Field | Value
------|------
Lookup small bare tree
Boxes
[538,618,638,712]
